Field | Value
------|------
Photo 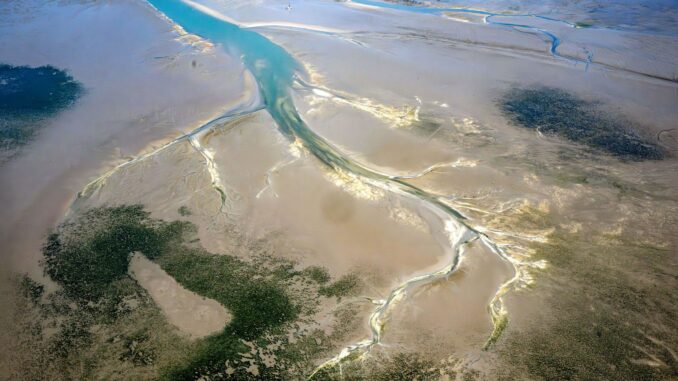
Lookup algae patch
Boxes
[500,87,664,160]
[0,63,82,160]
[318,273,363,300]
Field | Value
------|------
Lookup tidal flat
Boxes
[1,0,677,380]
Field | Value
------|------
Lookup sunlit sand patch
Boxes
[296,79,420,130]
[343,1,382,11]
[294,94,463,175]
[178,0,241,25]
[299,61,325,86]
[174,27,214,53]
[129,253,231,339]
[244,21,348,34]
[388,202,428,232]
[324,167,385,201]
[157,8,214,53]
[442,11,487,24]
[453,117,485,134]
[391,158,478,180]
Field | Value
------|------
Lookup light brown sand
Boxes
[129,253,230,338]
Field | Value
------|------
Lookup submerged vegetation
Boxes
[0,63,82,160]
[177,206,191,216]
[500,87,664,160]
[7,205,371,380]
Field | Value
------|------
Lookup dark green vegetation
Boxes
[319,273,363,300]
[0,63,82,156]
[496,230,677,380]
[500,87,664,160]
[160,252,298,339]
[9,205,367,380]
[18,275,44,303]
[303,266,331,284]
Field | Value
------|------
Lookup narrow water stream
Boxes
[349,0,591,66]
